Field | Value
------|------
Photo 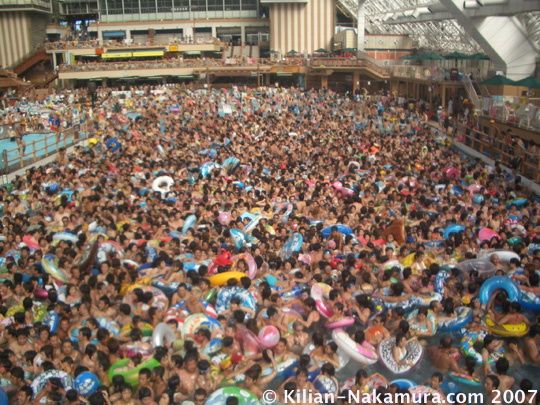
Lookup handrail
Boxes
[454,122,540,182]
[0,126,90,174]
[461,75,481,109]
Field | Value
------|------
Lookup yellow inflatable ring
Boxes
[486,316,528,338]
[209,271,246,287]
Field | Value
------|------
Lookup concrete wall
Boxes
[269,0,335,54]
[365,34,413,50]
[0,11,49,68]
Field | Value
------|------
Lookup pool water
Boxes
[334,334,540,396]
[0,132,71,170]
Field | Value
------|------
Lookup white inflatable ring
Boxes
[152,176,174,197]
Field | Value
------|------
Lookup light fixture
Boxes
[463,0,480,8]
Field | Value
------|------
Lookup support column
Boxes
[211,26,217,39]
[184,27,194,41]
[321,76,328,89]
[353,71,360,93]
[52,52,57,69]
[240,25,245,46]
[356,0,366,53]
[125,30,132,40]
[441,84,446,109]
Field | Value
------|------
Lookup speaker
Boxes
[88,81,97,94]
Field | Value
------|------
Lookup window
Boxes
[157,0,172,12]
[123,0,139,14]
[242,0,256,11]
[224,0,239,11]
[191,0,206,11]
[139,0,155,13]
[173,0,188,12]
[207,0,222,11]
[105,0,123,14]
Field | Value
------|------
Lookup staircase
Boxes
[461,74,481,110]
[13,48,50,76]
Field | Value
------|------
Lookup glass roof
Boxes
[361,0,481,53]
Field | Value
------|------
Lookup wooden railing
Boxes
[454,123,540,182]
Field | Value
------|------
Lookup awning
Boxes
[102,31,126,38]
[276,73,293,77]
[102,52,132,59]
[183,51,201,56]
[177,75,194,79]
[132,50,164,57]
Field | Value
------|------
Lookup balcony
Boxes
[0,0,52,12]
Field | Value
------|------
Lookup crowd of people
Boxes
[0,84,538,405]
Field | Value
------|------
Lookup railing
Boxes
[0,0,51,9]
[309,58,390,77]
[44,37,224,50]
[455,123,540,182]
[13,48,49,75]
[0,126,89,174]
[461,74,481,109]
[480,96,540,132]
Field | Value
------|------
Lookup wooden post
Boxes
[32,140,36,161]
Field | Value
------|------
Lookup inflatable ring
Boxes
[479,250,520,263]
[378,337,423,374]
[52,232,79,244]
[205,387,260,405]
[437,307,473,333]
[151,323,176,347]
[281,232,303,260]
[448,372,481,387]
[152,176,174,197]
[457,258,496,277]
[390,379,417,390]
[478,276,521,305]
[232,252,258,279]
[181,214,197,235]
[105,137,121,153]
[486,315,528,338]
[332,329,377,365]
[181,313,221,338]
[519,289,540,313]
[41,254,69,283]
[321,224,353,238]
[108,358,160,387]
[208,271,246,287]
[460,330,505,365]
[32,370,73,396]
[326,317,355,330]
[443,224,465,240]
[215,287,257,314]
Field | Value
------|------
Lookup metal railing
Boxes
[461,74,481,109]
[454,123,540,182]
[0,126,90,174]
[481,96,540,132]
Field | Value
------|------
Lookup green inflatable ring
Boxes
[205,386,261,405]
[108,357,160,386]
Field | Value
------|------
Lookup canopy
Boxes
[314,48,328,53]
[469,53,490,60]
[445,51,469,60]
[513,76,540,88]
[482,75,516,86]
[418,53,444,61]
[286,50,299,56]
[401,54,417,60]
